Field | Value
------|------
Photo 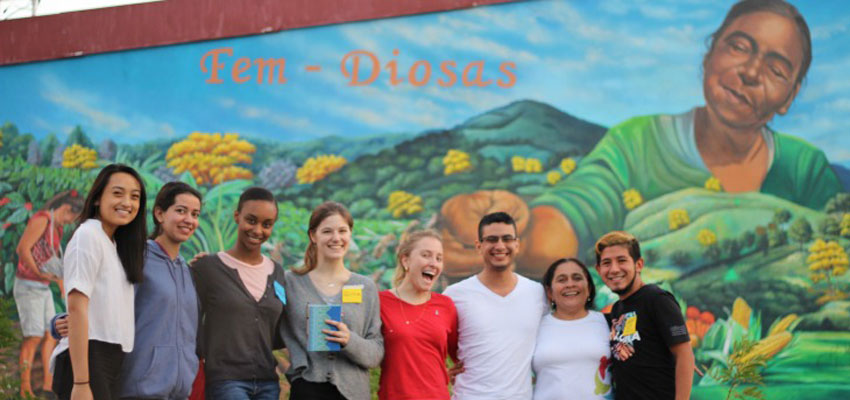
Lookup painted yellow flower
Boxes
[697,229,717,246]
[62,144,98,169]
[296,154,347,184]
[387,191,423,218]
[704,177,722,191]
[668,209,690,230]
[443,149,472,175]
[622,189,643,210]
[166,132,255,185]
[560,157,576,175]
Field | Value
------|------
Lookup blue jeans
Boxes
[206,379,280,400]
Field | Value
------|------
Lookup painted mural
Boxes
[1,0,849,398]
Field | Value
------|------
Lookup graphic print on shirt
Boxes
[594,355,614,398]
[610,311,640,361]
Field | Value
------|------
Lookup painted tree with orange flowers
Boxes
[166,132,255,185]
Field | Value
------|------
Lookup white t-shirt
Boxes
[444,274,548,400]
[62,218,135,352]
[532,311,613,400]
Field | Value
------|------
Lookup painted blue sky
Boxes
[1,0,849,163]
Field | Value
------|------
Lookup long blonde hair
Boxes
[392,229,442,288]
[293,201,354,275]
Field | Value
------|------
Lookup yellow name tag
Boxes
[342,285,363,304]
[623,315,637,336]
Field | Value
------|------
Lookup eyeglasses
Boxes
[481,235,518,244]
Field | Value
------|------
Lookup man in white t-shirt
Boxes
[443,212,549,400]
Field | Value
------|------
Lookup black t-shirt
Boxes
[608,284,690,400]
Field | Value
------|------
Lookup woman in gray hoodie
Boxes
[54,181,203,399]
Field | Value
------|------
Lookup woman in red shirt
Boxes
[379,230,458,400]
[13,190,83,398]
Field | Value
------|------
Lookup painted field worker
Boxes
[14,190,83,397]
[51,164,147,400]
[54,181,204,399]
[281,201,383,400]
[378,230,458,400]
[597,231,693,400]
[438,0,841,275]
[190,187,286,400]
[443,212,548,400]
[532,258,612,400]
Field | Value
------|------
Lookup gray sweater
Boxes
[191,254,286,384]
[280,270,384,400]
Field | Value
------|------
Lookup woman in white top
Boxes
[532,258,613,400]
[52,164,147,400]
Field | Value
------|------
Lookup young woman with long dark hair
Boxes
[54,181,204,399]
[52,164,147,400]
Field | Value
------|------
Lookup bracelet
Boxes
[73,381,89,385]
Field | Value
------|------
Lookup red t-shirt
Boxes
[378,290,458,400]
[16,210,63,284]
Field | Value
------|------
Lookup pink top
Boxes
[217,251,274,301]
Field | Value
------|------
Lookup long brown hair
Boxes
[392,229,442,288]
[293,201,353,274]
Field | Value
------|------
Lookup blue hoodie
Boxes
[120,240,199,399]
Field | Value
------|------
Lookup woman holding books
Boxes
[191,187,286,400]
[378,229,458,400]
[280,201,384,400]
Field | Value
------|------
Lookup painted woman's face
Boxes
[97,172,142,236]
[155,193,201,244]
[55,204,79,225]
[703,11,804,131]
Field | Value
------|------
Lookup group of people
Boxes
[10,0,827,399]
[16,162,693,400]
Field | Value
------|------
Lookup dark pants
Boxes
[53,340,124,400]
[288,379,346,400]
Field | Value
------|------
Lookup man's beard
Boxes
[486,256,512,272]
[612,273,637,296]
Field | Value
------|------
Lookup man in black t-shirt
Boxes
[595,231,694,400]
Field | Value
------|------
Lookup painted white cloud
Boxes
[217,97,330,137]
[41,74,130,132]
[811,16,850,40]
[40,74,179,141]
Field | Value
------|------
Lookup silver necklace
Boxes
[394,288,430,325]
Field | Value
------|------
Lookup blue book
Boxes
[308,304,342,352]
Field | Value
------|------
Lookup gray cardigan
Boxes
[280,270,384,400]
[191,254,286,384]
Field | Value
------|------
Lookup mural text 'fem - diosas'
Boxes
[200,48,517,88]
